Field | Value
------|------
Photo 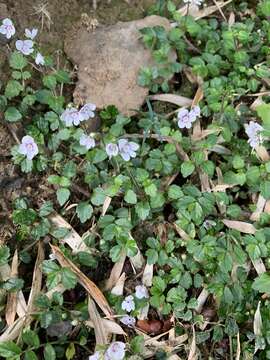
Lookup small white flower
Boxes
[16,40,34,55]
[245,121,264,149]
[120,315,136,327]
[105,342,125,360]
[183,0,203,6]
[135,285,149,299]
[35,52,45,66]
[106,143,119,158]
[79,103,96,120]
[89,351,101,360]
[79,134,95,150]
[18,135,38,160]
[118,139,139,161]
[121,295,135,312]
[0,18,15,39]
[60,107,83,127]
[25,28,38,40]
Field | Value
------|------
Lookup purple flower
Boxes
[135,285,149,299]
[106,143,119,158]
[105,342,126,360]
[25,28,38,40]
[79,103,96,120]
[177,108,197,129]
[16,40,34,55]
[118,139,139,161]
[18,135,38,160]
[245,121,264,148]
[35,52,45,66]
[89,351,101,360]
[120,315,136,327]
[79,134,95,150]
[189,105,200,120]
[60,107,83,127]
[121,295,135,312]
[0,18,15,39]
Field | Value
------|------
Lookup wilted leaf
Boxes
[222,219,256,234]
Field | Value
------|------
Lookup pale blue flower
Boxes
[105,342,126,360]
[18,135,38,160]
[16,40,34,55]
[25,28,38,40]
[60,107,83,127]
[106,143,119,158]
[35,52,45,65]
[89,351,101,360]
[0,18,15,39]
[79,103,96,120]
[135,285,149,299]
[245,121,264,148]
[183,0,203,5]
[121,295,135,312]
[118,139,139,161]
[79,134,95,150]
[120,315,136,327]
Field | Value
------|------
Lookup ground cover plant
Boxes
[2,0,270,359]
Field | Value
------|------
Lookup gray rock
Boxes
[65,16,175,116]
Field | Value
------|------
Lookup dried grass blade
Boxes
[105,252,126,291]
[250,195,266,221]
[222,219,256,234]
[102,196,112,216]
[188,326,197,360]
[51,244,113,317]
[5,250,19,326]
[88,297,108,345]
[148,94,192,107]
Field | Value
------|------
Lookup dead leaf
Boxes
[0,317,26,342]
[27,242,45,316]
[252,258,266,275]
[178,0,232,20]
[173,223,190,241]
[195,288,209,313]
[211,184,235,192]
[188,326,197,360]
[102,196,112,216]
[105,252,126,291]
[142,263,153,287]
[88,297,108,345]
[222,219,256,234]
[254,301,262,354]
[256,145,270,162]
[250,195,266,221]
[111,272,126,296]
[129,245,144,271]
[85,318,126,336]
[137,303,149,321]
[51,245,113,318]
[148,94,192,107]
[228,12,235,27]
[136,319,163,335]
[192,87,204,108]
[50,214,88,253]
[5,250,19,326]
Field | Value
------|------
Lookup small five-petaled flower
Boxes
[25,28,38,40]
[61,103,96,127]
[18,135,39,160]
[16,39,34,55]
[135,284,149,299]
[121,295,135,312]
[35,52,45,66]
[245,121,264,148]
[79,134,95,150]
[120,315,136,327]
[0,18,15,39]
[177,105,200,129]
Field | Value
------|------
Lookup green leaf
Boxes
[0,95,7,111]
[57,188,70,206]
[61,268,77,289]
[55,69,71,84]
[39,201,54,217]
[3,277,24,291]
[146,249,158,264]
[124,189,137,204]
[0,341,21,358]
[256,103,270,127]
[44,344,56,360]
[181,161,195,178]
[5,80,23,99]
[260,181,270,199]
[0,246,10,266]
[22,330,40,348]
[63,161,77,178]
[168,185,183,199]
[43,75,57,90]
[135,201,150,220]
[65,343,76,360]
[9,51,27,70]
[76,202,93,223]
[24,351,38,360]
[42,260,60,274]
[4,107,22,122]
[252,273,270,294]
